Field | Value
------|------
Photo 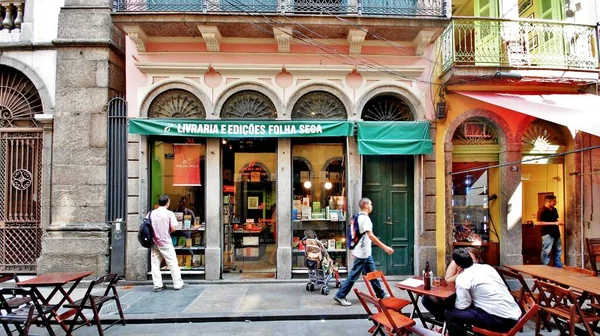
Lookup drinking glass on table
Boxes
[433,276,441,287]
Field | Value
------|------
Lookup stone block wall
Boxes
[37,0,126,276]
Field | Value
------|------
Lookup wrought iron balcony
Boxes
[1,1,24,36]
[441,18,599,73]
[114,0,446,16]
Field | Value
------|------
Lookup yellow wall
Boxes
[521,164,565,223]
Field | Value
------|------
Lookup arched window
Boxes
[148,89,205,119]
[361,95,413,121]
[220,90,276,119]
[0,65,43,128]
[291,91,346,119]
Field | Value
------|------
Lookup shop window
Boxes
[291,138,348,274]
[150,138,206,274]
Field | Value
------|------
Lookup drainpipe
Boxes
[581,134,585,268]
[420,154,425,236]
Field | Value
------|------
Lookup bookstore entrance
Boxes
[222,138,277,279]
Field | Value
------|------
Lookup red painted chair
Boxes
[354,288,415,336]
[363,270,411,312]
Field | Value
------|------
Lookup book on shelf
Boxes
[312,202,321,213]
[177,255,183,266]
[193,234,202,246]
[184,255,192,267]
[328,239,336,250]
[171,236,178,246]
[183,215,192,229]
[185,238,192,248]
[177,236,186,247]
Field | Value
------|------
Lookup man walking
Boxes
[445,249,521,336]
[536,194,564,268]
[150,195,188,291]
[334,197,394,306]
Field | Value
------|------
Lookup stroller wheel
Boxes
[308,283,315,292]
[305,283,310,291]
[321,286,330,295]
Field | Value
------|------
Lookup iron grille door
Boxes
[0,131,43,273]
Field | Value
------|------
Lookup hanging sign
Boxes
[173,144,202,186]
[129,119,353,138]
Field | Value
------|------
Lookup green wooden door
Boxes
[362,155,414,275]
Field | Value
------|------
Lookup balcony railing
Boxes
[1,1,24,35]
[441,18,599,73]
[114,0,446,16]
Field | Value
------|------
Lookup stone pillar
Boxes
[418,126,438,274]
[205,138,222,280]
[501,142,523,265]
[276,138,292,279]
[37,0,125,276]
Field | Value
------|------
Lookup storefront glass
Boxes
[291,138,347,274]
[222,138,277,278]
[150,137,206,274]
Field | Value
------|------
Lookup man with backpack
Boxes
[334,197,394,306]
[149,195,188,292]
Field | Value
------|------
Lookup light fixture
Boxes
[464,174,473,187]
[324,181,332,190]
[222,139,227,144]
[303,181,312,189]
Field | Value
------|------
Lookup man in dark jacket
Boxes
[536,194,564,268]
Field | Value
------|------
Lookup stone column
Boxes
[37,0,125,276]
[501,142,523,265]
[276,138,292,279]
[205,138,222,280]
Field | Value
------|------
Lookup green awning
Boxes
[129,119,353,138]
[357,121,433,155]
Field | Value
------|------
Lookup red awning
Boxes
[454,91,600,137]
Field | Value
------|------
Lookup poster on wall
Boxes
[173,144,202,186]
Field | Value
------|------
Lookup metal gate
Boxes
[0,130,43,273]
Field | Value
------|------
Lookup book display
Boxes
[292,141,348,275]
[165,214,206,274]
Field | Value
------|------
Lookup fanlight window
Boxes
[0,66,43,128]
[148,89,205,119]
[362,95,413,121]
[452,119,499,145]
[221,90,277,119]
[291,91,346,120]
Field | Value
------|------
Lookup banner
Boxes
[129,119,354,138]
[173,144,202,186]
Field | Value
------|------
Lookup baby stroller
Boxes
[302,230,341,295]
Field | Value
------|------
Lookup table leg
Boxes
[406,291,429,329]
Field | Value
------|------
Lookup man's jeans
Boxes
[445,306,517,336]
[335,255,384,299]
[541,234,563,268]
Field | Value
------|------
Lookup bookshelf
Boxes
[292,218,348,273]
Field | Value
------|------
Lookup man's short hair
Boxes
[158,195,170,206]
[544,195,557,201]
[359,198,371,209]
[452,248,474,269]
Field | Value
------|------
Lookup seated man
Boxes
[445,249,521,336]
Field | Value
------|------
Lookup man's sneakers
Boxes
[334,296,352,306]
[175,283,189,290]
[381,292,390,299]
[153,285,167,292]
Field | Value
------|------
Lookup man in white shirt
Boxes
[445,249,520,336]
[333,197,394,306]
[149,195,188,292]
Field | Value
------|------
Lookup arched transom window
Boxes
[148,89,205,119]
[361,95,413,121]
[292,91,346,120]
[221,90,276,119]
[0,65,43,128]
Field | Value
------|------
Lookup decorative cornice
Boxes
[346,29,367,56]
[273,27,292,53]
[413,30,435,56]
[197,26,222,52]
[121,25,148,52]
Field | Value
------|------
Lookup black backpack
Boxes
[138,211,154,248]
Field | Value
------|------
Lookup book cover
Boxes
[177,236,186,247]
[185,238,192,248]
[184,255,192,267]
[192,255,202,267]
[328,239,336,250]
[312,201,321,213]
[176,255,183,266]
[194,235,201,246]
[172,236,178,246]
[183,215,192,229]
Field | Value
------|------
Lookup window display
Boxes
[292,140,348,274]
[150,138,206,275]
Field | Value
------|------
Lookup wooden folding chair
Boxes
[354,288,415,335]
[0,288,56,336]
[586,238,600,276]
[363,270,411,312]
[471,293,540,336]
[63,273,126,335]
[496,267,538,310]
[534,279,600,336]
[0,274,31,309]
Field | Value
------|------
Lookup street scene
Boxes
[1,0,600,335]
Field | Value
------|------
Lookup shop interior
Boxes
[222,138,277,279]
[151,138,206,274]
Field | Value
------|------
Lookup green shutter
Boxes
[356,121,433,155]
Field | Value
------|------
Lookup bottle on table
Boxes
[423,261,431,290]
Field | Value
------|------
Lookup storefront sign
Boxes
[173,144,202,186]
[129,119,353,138]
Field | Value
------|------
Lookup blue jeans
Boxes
[335,255,384,299]
[541,234,563,268]
[445,306,517,336]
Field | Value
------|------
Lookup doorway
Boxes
[362,155,414,275]
[222,138,277,279]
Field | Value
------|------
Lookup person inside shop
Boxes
[421,247,482,328]
[268,204,277,265]
[445,249,520,336]
[536,194,564,268]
